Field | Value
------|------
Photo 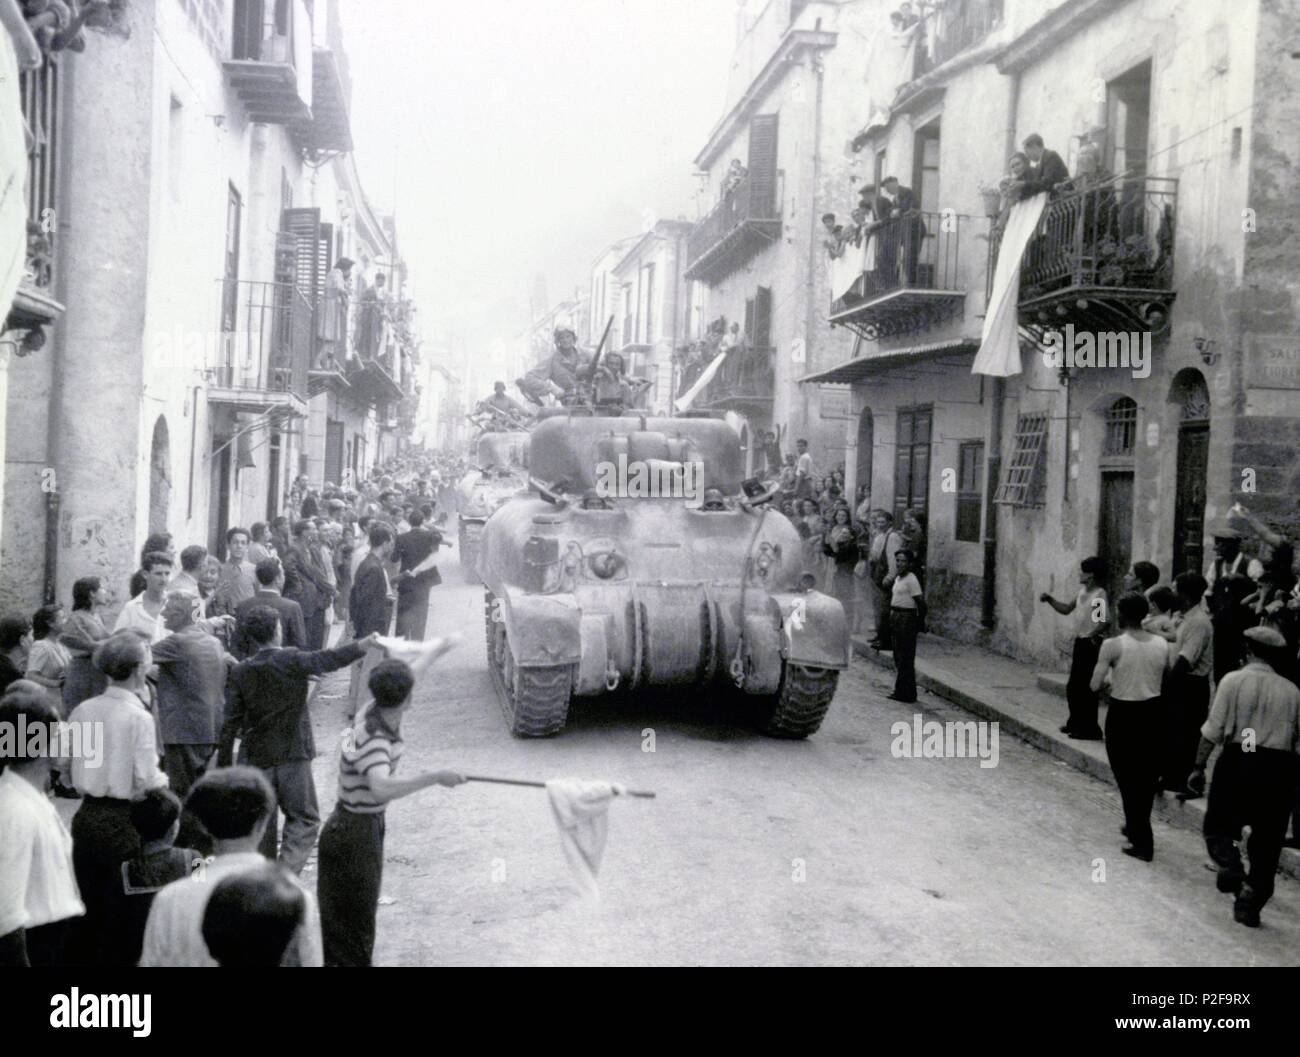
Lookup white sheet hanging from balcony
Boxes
[830,235,875,304]
[0,22,28,322]
[972,192,1048,377]
[674,349,728,413]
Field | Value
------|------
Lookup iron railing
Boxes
[217,279,312,401]
[700,346,776,404]
[687,171,782,268]
[988,175,1178,298]
[838,210,970,308]
[912,0,1003,80]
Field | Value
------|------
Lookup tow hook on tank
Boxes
[729,646,746,688]
[604,660,621,692]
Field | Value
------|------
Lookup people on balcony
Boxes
[721,159,747,199]
[873,176,926,287]
[821,213,845,259]
[316,258,353,370]
[355,272,386,363]
[1021,134,1071,199]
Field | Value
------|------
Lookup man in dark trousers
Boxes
[348,523,396,714]
[218,607,373,874]
[1189,625,1300,928]
[391,509,445,641]
[282,519,335,650]
[1021,133,1071,198]
[233,557,307,659]
[151,595,229,845]
[1204,519,1258,683]
[872,176,926,286]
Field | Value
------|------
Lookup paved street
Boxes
[302,553,1300,966]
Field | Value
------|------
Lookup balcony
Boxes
[911,0,1004,81]
[988,175,1178,336]
[685,173,782,284]
[212,280,312,412]
[829,211,978,340]
[224,0,312,125]
[695,346,776,410]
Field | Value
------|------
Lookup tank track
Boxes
[484,591,573,737]
[759,664,839,739]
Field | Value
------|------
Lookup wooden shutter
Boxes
[753,286,772,348]
[281,207,321,302]
[747,114,779,217]
[325,420,345,486]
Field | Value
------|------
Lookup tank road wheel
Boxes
[757,663,839,739]
[489,621,573,737]
[459,524,480,583]
[483,589,497,655]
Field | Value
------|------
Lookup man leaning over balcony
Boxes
[1020,134,1071,199]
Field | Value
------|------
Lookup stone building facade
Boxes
[802,0,1300,667]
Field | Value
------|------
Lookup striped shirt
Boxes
[337,707,403,813]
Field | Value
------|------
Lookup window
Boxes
[221,184,243,330]
[873,148,887,194]
[893,407,932,522]
[956,442,984,542]
[1105,61,1152,176]
[1103,397,1137,458]
[995,413,1049,507]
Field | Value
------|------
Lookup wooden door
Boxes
[325,419,345,487]
[1098,471,1135,605]
[893,407,931,522]
[1173,423,1208,576]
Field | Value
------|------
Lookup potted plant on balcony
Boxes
[977,181,1003,218]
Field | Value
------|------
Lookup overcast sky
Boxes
[341,0,738,361]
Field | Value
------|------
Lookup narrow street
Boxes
[304,553,1300,966]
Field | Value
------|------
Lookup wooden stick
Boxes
[464,775,656,799]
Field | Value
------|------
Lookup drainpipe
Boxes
[803,45,827,452]
[982,70,1021,629]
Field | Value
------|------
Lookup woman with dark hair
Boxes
[59,577,111,712]
[25,603,70,717]
[128,533,175,599]
[823,506,860,630]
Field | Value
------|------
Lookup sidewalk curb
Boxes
[853,636,1300,882]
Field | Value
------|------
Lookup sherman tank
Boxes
[478,412,849,738]
[456,430,530,582]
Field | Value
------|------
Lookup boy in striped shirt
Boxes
[317,636,464,966]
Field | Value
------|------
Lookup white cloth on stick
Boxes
[674,351,728,412]
[371,634,456,665]
[830,235,874,303]
[544,778,623,898]
[971,192,1048,377]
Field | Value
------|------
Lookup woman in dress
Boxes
[799,499,826,577]
[823,506,860,630]
[25,603,71,717]
[60,576,111,712]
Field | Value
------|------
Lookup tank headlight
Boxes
[756,554,772,574]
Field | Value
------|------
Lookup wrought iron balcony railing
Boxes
[216,280,312,403]
[988,175,1178,301]
[697,345,776,407]
[829,211,977,340]
[685,171,783,282]
[911,0,1004,80]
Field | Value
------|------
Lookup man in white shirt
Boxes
[114,550,172,645]
[794,438,814,500]
[0,689,85,965]
[141,766,323,966]
[65,633,168,964]
[1038,556,1109,740]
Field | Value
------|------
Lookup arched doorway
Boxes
[148,416,171,535]
[1170,369,1210,576]
[855,407,873,499]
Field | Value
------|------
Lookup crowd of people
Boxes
[1038,504,1300,927]
[0,448,471,966]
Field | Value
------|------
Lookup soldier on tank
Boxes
[476,381,531,430]
[592,352,650,410]
[520,327,588,404]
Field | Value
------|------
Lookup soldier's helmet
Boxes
[554,327,577,342]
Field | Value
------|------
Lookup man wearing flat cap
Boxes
[1189,624,1300,927]
[1205,517,1263,682]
